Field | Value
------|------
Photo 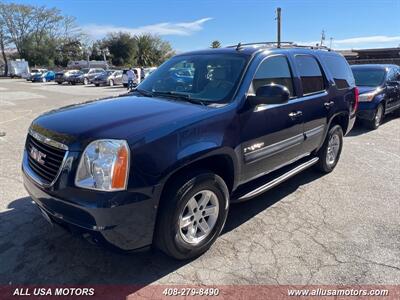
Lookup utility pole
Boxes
[320,30,326,46]
[276,7,281,48]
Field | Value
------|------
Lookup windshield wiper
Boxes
[133,88,153,97]
[152,91,206,106]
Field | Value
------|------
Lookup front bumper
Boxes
[93,79,107,85]
[22,150,162,251]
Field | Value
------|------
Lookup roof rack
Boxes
[227,42,332,51]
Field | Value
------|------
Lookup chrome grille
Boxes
[26,133,67,184]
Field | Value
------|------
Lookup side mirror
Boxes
[247,84,290,106]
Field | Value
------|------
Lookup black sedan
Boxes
[92,70,123,86]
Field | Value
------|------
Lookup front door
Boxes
[240,55,306,183]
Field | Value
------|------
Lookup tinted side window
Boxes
[295,55,325,95]
[324,55,354,89]
[252,55,295,97]
[387,67,399,81]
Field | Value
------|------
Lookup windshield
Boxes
[137,54,248,103]
[81,68,89,74]
[352,68,386,87]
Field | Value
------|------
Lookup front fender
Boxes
[162,145,239,187]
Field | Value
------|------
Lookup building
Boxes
[339,47,400,66]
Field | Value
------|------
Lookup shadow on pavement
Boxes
[347,113,398,137]
[0,168,322,285]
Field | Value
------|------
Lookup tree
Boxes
[0,2,86,67]
[134,34,174,67]
[100,32,136,66]
[211,40,221,48]
[0,16,10,75]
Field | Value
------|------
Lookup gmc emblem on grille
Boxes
[30,146,46,165]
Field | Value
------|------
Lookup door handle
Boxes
[288,111,303,120]
[324,101,335,109]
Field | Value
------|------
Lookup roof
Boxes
[177,43,337,58]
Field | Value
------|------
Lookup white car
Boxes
[122,68,142,88]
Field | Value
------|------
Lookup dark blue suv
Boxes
[351,64,400,129]
[22,43,357,259]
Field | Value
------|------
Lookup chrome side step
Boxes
[237,157,319,201]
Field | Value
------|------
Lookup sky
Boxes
[10,0,400,52]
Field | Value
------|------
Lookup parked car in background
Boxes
[27,69,47,81]
[22,44,358,259]
[92,70,123,86]
[351,64,400,129]
[31,71,55,82]
[122,68,142,87]
[86,68,106,84]
[67,68,105,85]
[68,68,104,85]
[55,70,80,84]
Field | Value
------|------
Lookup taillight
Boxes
[353,87,359,112]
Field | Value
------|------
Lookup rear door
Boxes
[291,54,331,154]
[240,54,306,183]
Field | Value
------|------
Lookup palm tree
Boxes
[134,34,173,67]
[211,40,221,48]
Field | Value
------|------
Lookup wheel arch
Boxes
[159,149,238,202]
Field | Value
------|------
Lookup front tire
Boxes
[154,171,229,260]
[315,125,343,173]
[365,103,384,130]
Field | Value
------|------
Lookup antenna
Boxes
[236,42,242,51]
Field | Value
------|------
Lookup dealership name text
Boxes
[13,288,95,296]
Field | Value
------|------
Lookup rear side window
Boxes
[324,55,355,89]
[295,55,325,95]
[252,55,295,97]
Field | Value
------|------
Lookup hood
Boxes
[358,86,380,94]
[30,95,208,150]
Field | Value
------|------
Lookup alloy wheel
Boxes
[375,105,383,127]
[326,133,340,166]
[178,190,219,245]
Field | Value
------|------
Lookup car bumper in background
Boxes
[357,102,379,121]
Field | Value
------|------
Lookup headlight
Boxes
[358,89,381,102]
[75,139,130,191]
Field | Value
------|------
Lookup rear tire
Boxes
[364,103,384,130]
[95,84,99,87]
[315,125,343,173]
[154,171,229,260]
[57,82,62,85]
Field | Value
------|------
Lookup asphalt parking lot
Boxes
[0,78,399,286]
